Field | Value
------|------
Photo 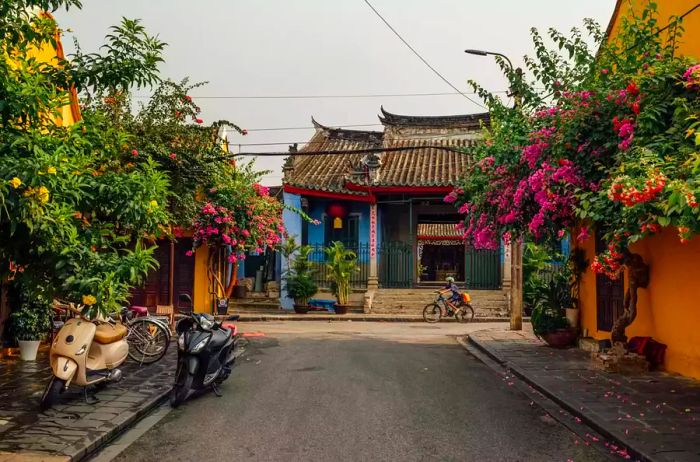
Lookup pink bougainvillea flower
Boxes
[576,227,590,242]
[131,149,139,156]
[196,118,203,124]
[169,152,177,159]
[185,250,193,257]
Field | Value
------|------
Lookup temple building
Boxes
[281,108,510,314]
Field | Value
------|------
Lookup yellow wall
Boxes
[193,246,211,313]
[578,230,700,379]
[607,0,700,58]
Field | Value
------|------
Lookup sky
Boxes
[56,0,616,185]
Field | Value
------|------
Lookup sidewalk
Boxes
[234,311,515,322]
[467,328,700,462]
[0,347,176,461]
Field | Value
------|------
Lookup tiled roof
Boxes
[374,139,473,187]
[417,223,462,238]
[284,123,380,195]
[379,106,489,129]
[283,110,486,194]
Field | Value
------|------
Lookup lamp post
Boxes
[465,48,524,331]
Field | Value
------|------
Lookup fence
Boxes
[464,247,502,290]
[379,241,413,288]
[308,243,369,289]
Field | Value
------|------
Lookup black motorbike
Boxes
[170,294,239,407]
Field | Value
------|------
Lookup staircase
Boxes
[228,295,282,314]
[370,288,508,317]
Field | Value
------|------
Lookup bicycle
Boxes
[423,292,474,323]
[120,307,171,365]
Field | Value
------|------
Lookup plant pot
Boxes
[232,285,248,299]
[565,308,580,328]
[334,304,350,315]
[216,298,229,315]
[293,304,309,314]
[541,328,577,348]
[18,340,41,361]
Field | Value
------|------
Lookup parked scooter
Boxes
[41,302,128,410]
[170,294,239,407]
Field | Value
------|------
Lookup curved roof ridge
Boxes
[379,106,489,128]
[310,117,383,143]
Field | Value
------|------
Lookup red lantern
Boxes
[326,202,348,229]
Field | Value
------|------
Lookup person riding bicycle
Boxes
[439,276,462,313]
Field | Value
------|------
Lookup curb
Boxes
[464,333,655,462]
[68,389,171,461]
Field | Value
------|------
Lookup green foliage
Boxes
[1,2,170,317]
[530,272,572,337]
[8,285,53,341]
[83,79,245,226]
[282,237,318,305]
[325,241,358,306]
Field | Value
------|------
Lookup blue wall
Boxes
[305,198,371,246]
[280,192,303,310]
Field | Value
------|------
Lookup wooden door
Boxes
[595,232,624,331]
[172,238,195,302]
[130,239,194,308]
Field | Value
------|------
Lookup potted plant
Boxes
[325,241,358,315]
[531,273,576,348]
[9,293,52,361]
[564,248,588,328]
[282,238,318,313]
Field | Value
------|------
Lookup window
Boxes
[324,214,359,248]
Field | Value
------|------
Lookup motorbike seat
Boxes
[208,328,231,348]
[94,323,128,344]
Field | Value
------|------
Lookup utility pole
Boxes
[465,50,524,330]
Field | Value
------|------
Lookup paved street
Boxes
[108,322,608,462]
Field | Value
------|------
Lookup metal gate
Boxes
[464,247,501,290]
[379,242,413,288]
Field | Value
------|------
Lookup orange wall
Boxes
[578,229,700,378]
[607,0,700,59]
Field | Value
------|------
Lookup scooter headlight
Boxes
[76,345,87,356]
[191,336,210,353]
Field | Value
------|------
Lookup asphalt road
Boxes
[109,322,608,462]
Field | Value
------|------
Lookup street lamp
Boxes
[464,47,524,331]
[464,49,514,71]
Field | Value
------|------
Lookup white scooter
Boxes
[40,303,128,410]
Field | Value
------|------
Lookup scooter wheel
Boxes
[40,377,66,411]
[170,366,193,408]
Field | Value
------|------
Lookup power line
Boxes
[231,145,466,157]
[130,90,509,101]
[246,123,383,132]
[361,0,486,109]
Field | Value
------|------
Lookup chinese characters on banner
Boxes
[370,204,377,258]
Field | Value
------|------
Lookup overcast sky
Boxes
[57,0,615,185]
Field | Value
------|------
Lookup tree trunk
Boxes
[610,252,649,344]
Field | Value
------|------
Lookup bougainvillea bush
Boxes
[188,163,288,298]
[452,3,700,279]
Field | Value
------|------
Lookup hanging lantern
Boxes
[326,202,348,229]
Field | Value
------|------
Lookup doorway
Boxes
[595,231,624,331]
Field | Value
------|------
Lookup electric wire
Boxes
[361,0,486,109]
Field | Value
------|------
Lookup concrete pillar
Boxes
[502,241,512,290]
[367,201,379,290]
[510,241,523,331]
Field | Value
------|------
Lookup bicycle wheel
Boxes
[128,319,170,364]
[423,303,442,323]
[455,304,475,323]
